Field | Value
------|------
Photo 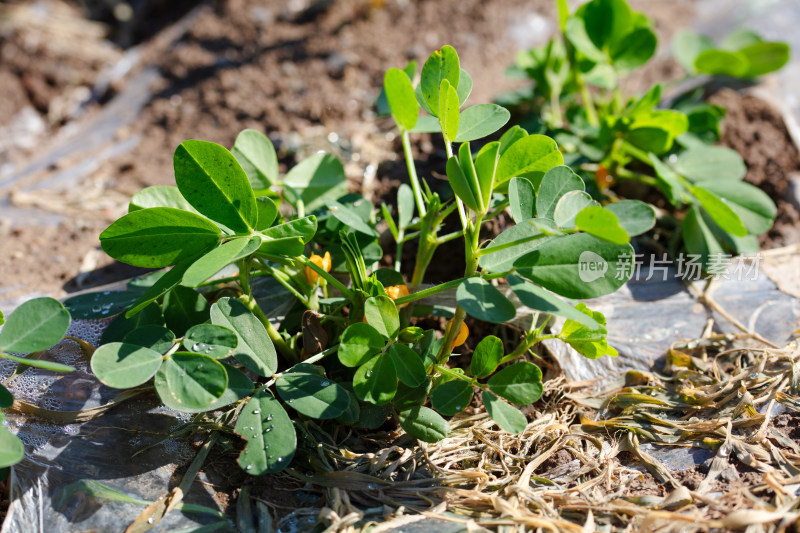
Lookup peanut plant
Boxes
[57,45,658,476]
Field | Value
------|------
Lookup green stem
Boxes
[401,129,426,217]
[393,275,476,307]
[615,167,659,187]
[434,364,484,389]
[395,229,404,272]
[550,91,564,128]
[620,141,652,166]
[577,74,599,127]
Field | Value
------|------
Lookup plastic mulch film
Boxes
[1,276,293,533]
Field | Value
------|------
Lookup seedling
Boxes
[503,0,783,269]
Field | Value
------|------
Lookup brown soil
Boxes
[709,89,800,248]
[0,0,704,306]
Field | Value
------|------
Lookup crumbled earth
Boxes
[0,0,702,306]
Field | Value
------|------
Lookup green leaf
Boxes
[694,180,776,235]
[470,335,503,378]
[582,0,633,51]
[64,291,139,320]
[676,146,746,183]
[255,196,279,231]
[691,187,747,237]
[740,42,790,77]
[536,165,585,220]
[232,129,279,189]
[605,200,656,236]
[478,221,555,273]
[0,353,74,372]
[438,79,460,141]
[488,362,543,405]
[384,67,419,130]
[695,49,748,77]
[397,406,449,443]
[162,285,210,337]
[283,153,347,211]
[609,26,656,70]
[276,372,350,420]
[210,297,277,377]
[498,125,528,156]
[420,45,460,117]
[182,236,261,287]
[91,342,163,388]
[721,29,762,51]
[507,275,600,329]
[625,111,688,154]
[258,216,317,256]
[100,207,221,268]
[575,206,629,244]
[672,29,713,72]
[456,68,473,105]
[154,352,227,411]
[338,323,386,367]
[235,392,296,474]
[456,278,515,324]
[122,325,175,354]
[397,183,415,229]
[483,391,527,434]
[454,104,510,142]
[388,344,426,388]
[559,303,618,359]
[409,114,441,133]
[650,153,686,205]
[564,17,606,63]
[324,199,379,237]
[0,297,70,354]
[128,185,198,213]
[495,134,563,190]
[174,140,257,233]
[446,155,481,213]
[554,190,596,229]
[0,384,12,408]
[515,233,633,299]
[0,427,24,468]
[161,363,253,414]
[474,142,500,209]
[353,353,397,405]
[105,303,165,343]
[364,296,400,339]
[183,324,238,359]
[508,177,535,223]
[682,205,724,266]
[430,380,472,416]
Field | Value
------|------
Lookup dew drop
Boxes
[191,343,207,352]
[455,406,461,411]
[719,443,732,457]
[266,414,274,421]
[253,409,261,414]
[91,305,102,313]
[288,399,293,403]
[367,483,378,490]
[276,457,283,463]
[245,464,253,470]
[147,517,155,524]
[321,380,330,387]
[102,291,110,295]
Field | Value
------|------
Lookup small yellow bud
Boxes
[305,251,332,284]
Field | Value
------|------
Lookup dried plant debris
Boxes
[246,333,800,532]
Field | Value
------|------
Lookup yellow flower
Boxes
[448,319,469,351]
[305,251,332,284]
[385,284,410,308]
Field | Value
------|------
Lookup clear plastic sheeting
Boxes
[546,264,800,383]
[1,274,293,533]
